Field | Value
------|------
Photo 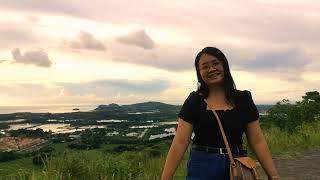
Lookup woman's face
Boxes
[198,53,224,86]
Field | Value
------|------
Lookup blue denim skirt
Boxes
[186,149,232,180]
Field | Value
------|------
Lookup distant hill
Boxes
[256,105,273,114]
[0,102,272,122]
[94,101,179,112]
[94,101,272,114]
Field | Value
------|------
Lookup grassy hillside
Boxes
[1,119,320,179]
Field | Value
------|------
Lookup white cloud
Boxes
[64,31,106,51]
[11,48,52,67]
[116,29,155,49]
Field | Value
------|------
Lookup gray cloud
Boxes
[232,47,310,81]
[110,44,196,72]
[111,42,310,82]
[51,1,320,45]
[0,27,37,48]
[3,0,319,49]
[0,0,86,18]
[2,1,319,51]
[241,48,307,70]
[64,31,106,51]
[82,1,320,55]
[59,79,170,96]
[116,30,155,49]
[11,48,52,68]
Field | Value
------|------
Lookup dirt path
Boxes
[257,149,320,179]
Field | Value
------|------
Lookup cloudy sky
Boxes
[0,0,319,107]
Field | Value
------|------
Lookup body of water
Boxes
[5,123,106,134]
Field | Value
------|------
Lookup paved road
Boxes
[257,149,320,179]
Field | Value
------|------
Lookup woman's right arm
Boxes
[161,118,193,180]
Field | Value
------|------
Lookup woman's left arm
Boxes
[245,120,280,179]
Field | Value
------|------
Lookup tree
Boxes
[297,91,320,123]
[302,91,320,103]
[266,91,320,132]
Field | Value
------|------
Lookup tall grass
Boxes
[260,119,320,156]
[7,151,136,179]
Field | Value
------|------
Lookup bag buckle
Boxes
[219,148,223,154]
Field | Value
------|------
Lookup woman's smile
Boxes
[207,72,221,78]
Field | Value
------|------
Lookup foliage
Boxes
[263,91,320,132]
[32,146,55,166]
[9,128,50,138]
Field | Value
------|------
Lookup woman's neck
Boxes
[207,85,225,98]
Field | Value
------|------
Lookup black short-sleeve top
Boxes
[178,90,259,149]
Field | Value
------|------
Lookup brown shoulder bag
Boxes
[205,99,260,180]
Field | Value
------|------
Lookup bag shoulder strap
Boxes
[212,110,236,163]
[204,99,237,166]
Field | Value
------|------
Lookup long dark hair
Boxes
[195,47,237,106]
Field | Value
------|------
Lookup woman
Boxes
[161,47,280,179]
